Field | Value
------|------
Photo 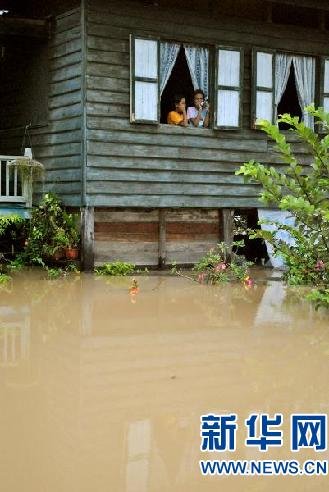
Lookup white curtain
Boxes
[160,41,180,95]
[274,53,292,120]
[183,45,209,95]
[292,56,315,129]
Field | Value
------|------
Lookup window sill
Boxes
[158,123,213,136]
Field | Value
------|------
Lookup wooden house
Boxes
[1,0,329,268]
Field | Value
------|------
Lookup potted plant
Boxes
[51,227,70,260]
[63,213,80,260]
[24,193,80,266]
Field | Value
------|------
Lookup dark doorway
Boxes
[277,63,302,130]
[160,45,194,123]
[233,208,269,264]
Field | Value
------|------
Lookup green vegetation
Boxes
[0,273,11,285]
[0,214,24,236]
[95,261,135,276]
[24,192,80,266]
[170,241,253,285]
[237,106,329,307]
[193,241,253,284]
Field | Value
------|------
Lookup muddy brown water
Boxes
[0,270,328,492]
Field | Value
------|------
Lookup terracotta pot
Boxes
[65,247,79,260]
[52,249,64,261]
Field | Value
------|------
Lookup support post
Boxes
[81,206,94,271]
[158,209,166,269]
[222,208,234,261]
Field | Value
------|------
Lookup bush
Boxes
[236,106,329,307]
[24,192,80,265]
[193,241,253,285]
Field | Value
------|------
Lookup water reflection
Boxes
[0,272,328,491]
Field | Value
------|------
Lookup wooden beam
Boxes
[158,208,166,268]
[268,0,329,12]
[81,206,94,271]
[222,208,234,260]
[0,17,48,38]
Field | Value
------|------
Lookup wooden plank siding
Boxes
[85,0,329,209]
[0,7,83,207]
[32,8,83,206]
[94,208,223,266]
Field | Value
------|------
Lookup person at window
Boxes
[167,94,188,126]
[187,89,209,128]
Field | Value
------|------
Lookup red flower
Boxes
[214,262,226,272]
[315,260,325,271]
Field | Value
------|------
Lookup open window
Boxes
[130,36,245,130]
[253,49,316,128]
[160,42,210,125]
[215,46,243,129]
[277,62,302,130]
[160,45,194,123]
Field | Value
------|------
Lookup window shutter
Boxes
[130,36,159,124]
[252,49,274,126]
[321,57,329,113]
[215,47,243,129]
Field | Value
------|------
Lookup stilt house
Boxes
[1,0,329,268]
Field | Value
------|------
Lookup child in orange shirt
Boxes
[167,94,188,126]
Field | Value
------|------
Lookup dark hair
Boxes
[193,89,205,99]
[173,94,185,105]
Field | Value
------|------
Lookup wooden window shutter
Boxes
[252,49,275,127]
[130,35,159,124]
[215,47,243,129]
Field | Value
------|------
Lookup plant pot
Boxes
[52,249,64,261]
[65,247,79,260]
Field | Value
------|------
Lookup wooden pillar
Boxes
[158,209,166,269]
[222,208,234,260]
[81,206,94,271]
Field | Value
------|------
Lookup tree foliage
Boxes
[236,106,329,305]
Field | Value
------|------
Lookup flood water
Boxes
[0,270,328,492]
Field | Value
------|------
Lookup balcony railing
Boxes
[0,155,28,205]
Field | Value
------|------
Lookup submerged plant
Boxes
[47,267,64,279]
[0,273,12,285]
[193,241,253,285]
[306,288,329,311]
[7,255,25,272]
[95,261,135,276]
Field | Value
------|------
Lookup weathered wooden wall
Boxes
[0,7,83,207]
[84,0,329,209]
[94,208,223,265]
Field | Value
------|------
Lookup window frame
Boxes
[320,56,329,113]
[130,34,160,125]
[214,45,244,130]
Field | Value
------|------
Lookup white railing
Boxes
[0,155,26,203]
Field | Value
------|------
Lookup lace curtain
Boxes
[274,53,293,121]
[183,45,209,95]
[160,42,180,95]
[274,53,315,128]
[292,56,315,129]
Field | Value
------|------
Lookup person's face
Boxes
[194,93,204,109]
[175,98,186,113]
